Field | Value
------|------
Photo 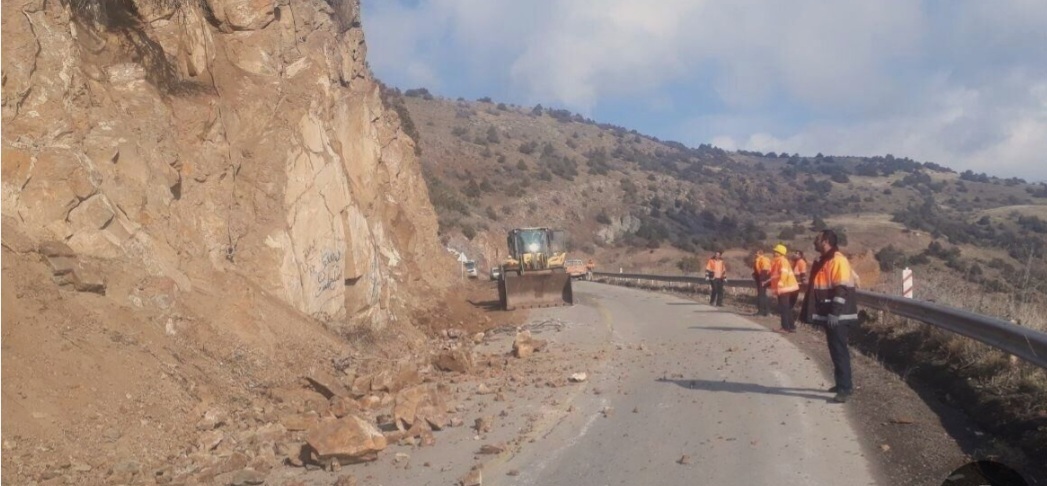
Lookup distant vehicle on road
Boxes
[565,259,587,279]
[490,266,502,281]
[465,261,478,278]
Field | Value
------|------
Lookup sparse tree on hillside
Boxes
[833,227,848,246]
[463,179,482,199]
[404,88,433,100]
[518,141,537,155]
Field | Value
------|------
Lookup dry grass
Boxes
[977,204,1047,219]
[862,267,1047,462]
[872,267,1046,332]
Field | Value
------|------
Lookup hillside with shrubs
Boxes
[386,87,1047,305]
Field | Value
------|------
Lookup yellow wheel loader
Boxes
[498,228,574,310]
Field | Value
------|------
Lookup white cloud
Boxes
[724,78,1047,180]
[509,0,696,110]
[362,0,1047,180]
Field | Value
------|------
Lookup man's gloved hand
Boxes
[827,314,840,329]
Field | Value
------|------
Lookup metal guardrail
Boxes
[592,271,1047,369]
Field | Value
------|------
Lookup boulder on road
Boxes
[434,348,474,373]
[513,330,546,358]
[280,412,319,432]
[460,467,482,486]
[306,415,387,465]
[304,372,350,399]
[351,363,422,395]
[393,385,450,431]
[329,396,361,418]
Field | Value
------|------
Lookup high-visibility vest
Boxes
[793,258,808,282]
[753,255,771,277]
[769,255,799,296]
[705,258,726,279]
[809,251,858,323]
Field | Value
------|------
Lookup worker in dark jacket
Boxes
[800,230,858,403]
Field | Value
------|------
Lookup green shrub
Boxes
[677,255,702,273]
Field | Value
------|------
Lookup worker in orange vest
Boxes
[791,250,809,309]
[705,251,728,307]
[586,259,596,281]
[752,250,772,316]
[766,244,800,333]
[800,229,859,403]
[793,250,809,284]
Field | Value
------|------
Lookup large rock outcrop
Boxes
[1,0,453,331]
[1,0,459,482]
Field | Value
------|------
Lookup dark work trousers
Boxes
[789,291,799,310]
[709,278,725,306]
[755,279,770,316]
[825,322,853,393]
[777,293,797,330]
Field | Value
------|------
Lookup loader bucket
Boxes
[499,271,573,310]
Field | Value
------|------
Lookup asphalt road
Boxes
[490,281,880,486]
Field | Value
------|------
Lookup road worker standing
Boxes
[586,258,596,281]
[800,230,859,403]
[752,250,772,316]
[792,251,808,285]
[766,244,800,333]
[705,251,727,307]
[791,250,809,308]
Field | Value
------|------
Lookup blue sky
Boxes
[361,0,1047,181]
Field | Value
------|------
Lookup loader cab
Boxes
[507,228,567,271]
[507,229,541,256]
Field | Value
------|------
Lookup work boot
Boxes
[831,391,851,403]
[827,386,839,393]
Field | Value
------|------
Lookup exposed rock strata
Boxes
[1,0,453,331]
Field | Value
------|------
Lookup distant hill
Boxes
[382,86,1047,303]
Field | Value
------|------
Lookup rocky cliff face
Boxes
[2,0,453,331]
[1,1,462,480]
